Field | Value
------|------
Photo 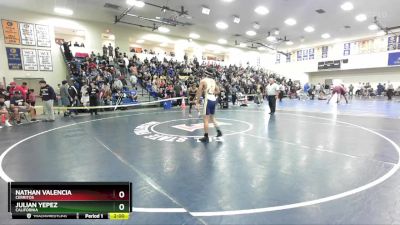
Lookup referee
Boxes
[266,78,280,115]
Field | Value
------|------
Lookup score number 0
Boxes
[118,191,126,211]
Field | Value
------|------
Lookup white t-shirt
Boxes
[266,83,279,96]
[203,78,217,101]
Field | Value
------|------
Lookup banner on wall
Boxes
[22,49,38,71]
[35,24,51,47]
[37,50,53,71]
[387,36,397,51]
[2,19,21,45]
[388,52,400,66]
[302,49,309,60]
[343,43,351,56]
[275,54,281,64]
[309,49,315,60]
[286,53,291,63]
[6,47,22,70]
[19,22,36,46]
[398,36,400,50]
[297,50,302,61]
[321,46,328,58]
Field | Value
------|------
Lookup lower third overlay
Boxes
[8,182,132,220]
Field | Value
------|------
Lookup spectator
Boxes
[0,84,9,100]
[60,80,71,117]
[10,91,36,123]
[39,80,56,122]
[9,82,26,100]
[74,41,80,47]
[87,82,99,115]
[0,95,12,127]
[387,82,394,100]
[21,82,29,98]
[27,89,36,107]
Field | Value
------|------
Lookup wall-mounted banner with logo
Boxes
[388,52,400,66]
[297,50,302,61]
[343,43,351,56]
[6,47,22,70]
[387,36,397,51]
[19,22,36,46]
[35,24,51,47]
[321,46,328,58]
[286,53,291,63]
[302,49,309,61]
[309,48,315,60]
[22,49,38,71]
[38,50,53,71]
[275,53,281,64]
[2,19,21,45]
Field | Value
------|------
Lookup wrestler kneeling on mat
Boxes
[196,70,223,142]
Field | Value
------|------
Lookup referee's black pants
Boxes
[267,95,276,114]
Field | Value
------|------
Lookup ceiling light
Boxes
[222,0,234,2]
[136,39,145,44]
[158,27,170,33]
[267,36,276,42]
[54,7,73,16]
[216,21,228,30]
[254,6,269,15]
[202,6,210,15]
[304,26,315,32]
[368,24,378,30]
[126,0,145,8]
[189,33,200,39]
[239,43,247,48]
[246,30,257,36]
[286,41,294,46]
[285,18,297,26]
[376,30,386,36]
[341,2,354,11]
[258,47,266,51]
[321,33,331,39]
[233,16,240,23]
[218,38,227,44]
[274,29,280,35]
[355,14,367,22]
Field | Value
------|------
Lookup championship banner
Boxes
[2,19,21,45]
[22,49,38,71]
[388,52,400,66]
[297,50,302,61]
[321,46,328,58]
[309,48,315,60]
[387,36,397,51]
[343,43,351,56]
[286,53,291,63]
[35,24,51,47]
[398,36,400,50]
[19,22,36,46]
[275,53,281,64]
[6,47,22,70]
[38,50,53,71]
[302,49,309,61]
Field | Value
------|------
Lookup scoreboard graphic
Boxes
[8,182,132,220]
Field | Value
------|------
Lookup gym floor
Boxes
[0,98,400,225]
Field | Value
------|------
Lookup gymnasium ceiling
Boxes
[1,0,400,52]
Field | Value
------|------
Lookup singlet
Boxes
[203,78,216,101]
